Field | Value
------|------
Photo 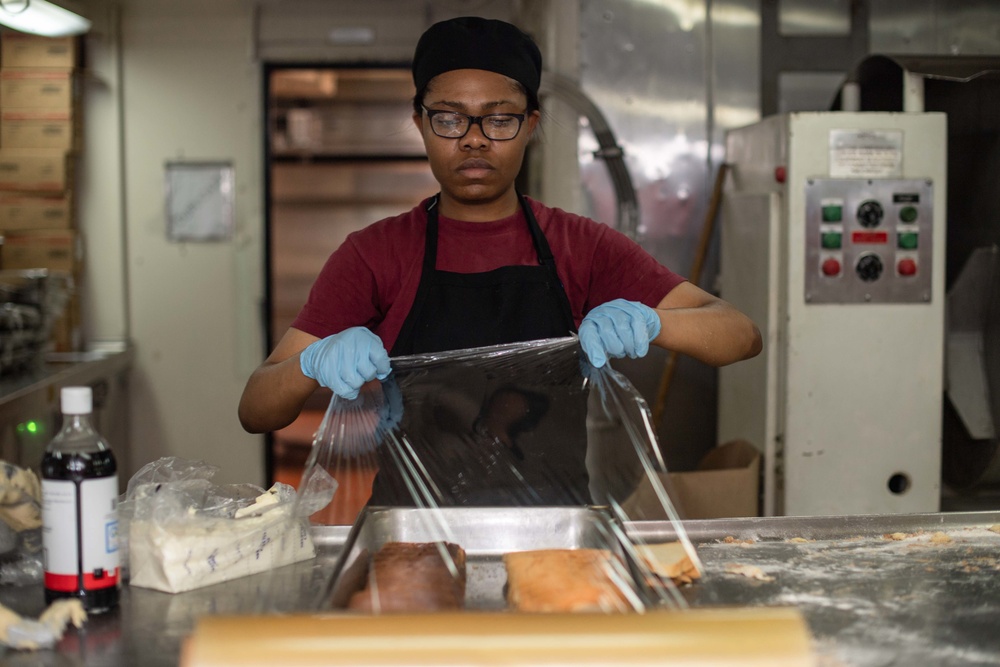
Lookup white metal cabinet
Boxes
[719,112,947,516]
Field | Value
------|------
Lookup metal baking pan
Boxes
[321,506,643,611]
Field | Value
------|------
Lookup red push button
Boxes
[898,258,917,276]
[822,257,841,276]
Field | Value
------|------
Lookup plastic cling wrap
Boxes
[303,337,691,514]
[299,337,701,611]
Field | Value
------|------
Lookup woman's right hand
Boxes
[578,299,661,368]
[299,327,391,399]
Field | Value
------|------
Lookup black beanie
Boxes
[412,16,542,97]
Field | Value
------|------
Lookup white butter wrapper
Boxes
[128,507,315,594]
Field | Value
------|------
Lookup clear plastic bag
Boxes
[123,456,334,594]
[0,461,43,586]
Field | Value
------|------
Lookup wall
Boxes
[576,0,762,470]
[84,0,265,484]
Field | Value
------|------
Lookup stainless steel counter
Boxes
[0,347,132,409]
[1,512,998,666]
[633,511,1000,667]
[0,528,349,667]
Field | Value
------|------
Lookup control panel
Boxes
[804,178,934,304]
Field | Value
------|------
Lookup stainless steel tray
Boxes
[323,506,638,611]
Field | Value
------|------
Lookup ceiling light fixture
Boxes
[0,0,90,37]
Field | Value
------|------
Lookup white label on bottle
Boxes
[42,476,120,592]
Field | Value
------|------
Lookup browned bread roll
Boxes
[503,548,631,612]
[347,541,466,612]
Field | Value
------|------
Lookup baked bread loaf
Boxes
[347,541,467,613]
[503,548,631,612]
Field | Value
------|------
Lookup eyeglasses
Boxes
[422,106,526,141]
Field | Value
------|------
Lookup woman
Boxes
[239,16,761,436]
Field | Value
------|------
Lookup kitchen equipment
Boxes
[719,112,947,516]
[943,245,1000,489]
[0,269,71,377]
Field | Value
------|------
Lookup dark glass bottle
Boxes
[41,386,120,613]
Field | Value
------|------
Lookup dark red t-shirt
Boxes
[291,196,686,351]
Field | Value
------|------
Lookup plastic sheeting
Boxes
[299,336,687,519]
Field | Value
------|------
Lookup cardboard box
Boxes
[0,149,73,192]
[1,34,78,69]
[1,229,81,273]
[1,110,78,150]
[622,440,762,520]
[0,192,73,230]
[0,68,76,109]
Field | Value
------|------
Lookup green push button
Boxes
[899,206,918,223]
[898,232,919,250]
[821,205,843,222]
[821,231,843,249]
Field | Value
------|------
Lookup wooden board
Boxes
[182,607,814,666]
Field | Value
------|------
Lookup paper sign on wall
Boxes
[165,162,235,242]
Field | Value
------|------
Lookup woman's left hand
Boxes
[578,299,661,368]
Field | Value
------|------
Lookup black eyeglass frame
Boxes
[421,106,527,141]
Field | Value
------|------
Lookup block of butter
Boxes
[128,493,315,594]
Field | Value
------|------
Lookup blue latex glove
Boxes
[299,327,391,400]
[376,375,404,437]
[578,299,662,368]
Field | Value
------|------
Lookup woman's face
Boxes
[413,68,540,215]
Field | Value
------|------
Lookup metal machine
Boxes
[718,112,947,516]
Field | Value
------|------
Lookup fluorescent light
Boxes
[0,0,90,37]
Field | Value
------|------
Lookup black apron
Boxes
[370,194,591,506]
[390,194,576,356]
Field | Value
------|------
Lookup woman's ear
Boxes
[412,111,424,134]
[523,109,541,140]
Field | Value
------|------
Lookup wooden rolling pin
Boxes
[181,607,815,666]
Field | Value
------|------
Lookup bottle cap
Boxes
[61,386,92,415]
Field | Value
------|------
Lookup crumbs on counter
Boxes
[883,530,963,546]
[958,556,1000,573]
[722,536,755,546]
[723,563,774,582]
[884,531,923,541]
[989,524,1000,535]
[787,537,814,543]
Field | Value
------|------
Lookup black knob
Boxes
[856,200,884,228]
[856,254,883,282]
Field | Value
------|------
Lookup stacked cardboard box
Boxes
[0,32,82,352]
